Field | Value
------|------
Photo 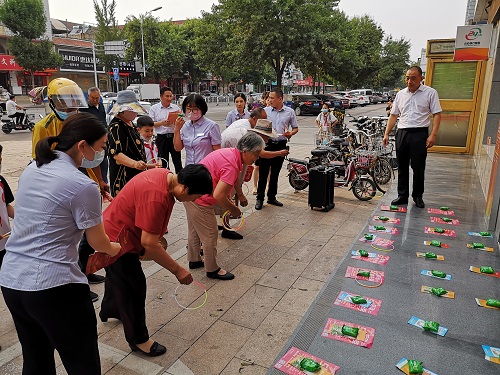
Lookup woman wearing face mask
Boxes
[173,93,221,165]
[315,104,338,134]
[0,113,121,375]
[107,90,149,196]
[225,92,250,127]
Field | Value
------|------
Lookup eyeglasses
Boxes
[186,107,200,112]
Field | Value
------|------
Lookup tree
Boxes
[0,0,63,88]
[94,0,123,90]
[377,36,411,89]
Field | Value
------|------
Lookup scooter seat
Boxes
[288,157,305,164]
[311,148,329,157]
[330,137,346,144]
[330,160,345,167]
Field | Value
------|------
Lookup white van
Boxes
[349,89,373,105]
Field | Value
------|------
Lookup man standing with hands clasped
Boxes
[383,66,442,208]
[149,87,183,172]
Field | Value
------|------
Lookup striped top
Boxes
[0,151,102,291]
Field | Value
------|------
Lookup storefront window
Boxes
[431,111,470,147]
[432,62,477,100]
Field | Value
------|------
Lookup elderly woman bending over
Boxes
[184,132,265,280]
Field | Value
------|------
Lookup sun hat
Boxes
[248,119,278,138]
[108,90,148,117]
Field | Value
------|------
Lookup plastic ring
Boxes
[371,243,394,252]
[146,157,169,166]
[354,274,383,288]
[173,281,208,310]
[0,231,11,240]
[222,210,245,231]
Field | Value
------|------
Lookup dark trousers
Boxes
[78,232,93,274]
[156,133,182,173]
[256,140,287,201]
[1,284,100,375]
[395,128,428,199]
[100,148,109,184]
[101,253,149,346]
[9,112,24,124]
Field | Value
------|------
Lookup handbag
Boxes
[243,165,254,182]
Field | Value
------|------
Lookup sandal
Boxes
[206,268,235,280]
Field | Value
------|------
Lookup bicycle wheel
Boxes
[373,157,393,185]
[351,177,376,201]
[288,170,309,191]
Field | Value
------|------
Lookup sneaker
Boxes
[87,274,105,284]
[90,291,99,303]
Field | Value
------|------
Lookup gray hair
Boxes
[88,87,100,95]
[237,132,265,153]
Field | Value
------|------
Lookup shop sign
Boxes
[0,54,22,71]
[454,24,493,61]
[59,49,105,73]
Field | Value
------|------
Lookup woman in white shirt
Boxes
[0,113,120,375]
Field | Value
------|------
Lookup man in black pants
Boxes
[255,88,298,210]
[383,66,442,208]
[149,87,183,172]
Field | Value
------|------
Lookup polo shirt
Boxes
[264,105,298,141]
[391,85,442,129]
[225,109,250,127]
[0,176,14,250]
[221,119,251,148]
[180,117,221,165]
[0,152,102,291]
[149,102,181,134]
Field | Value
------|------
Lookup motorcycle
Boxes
[287,148,376,201]
[1,109,35,134]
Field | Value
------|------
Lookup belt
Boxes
[157,133,174,138]
[399,127,428,133]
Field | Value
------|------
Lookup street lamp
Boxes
[140,6,162,81]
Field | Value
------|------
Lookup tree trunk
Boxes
[30,72,35,90]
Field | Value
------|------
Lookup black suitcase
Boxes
[308,165,335,211]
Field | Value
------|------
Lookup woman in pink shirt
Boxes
[184,132,264,280]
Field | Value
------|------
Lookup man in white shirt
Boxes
[221,107,267,148]
[383,66,442,208]
[149,87,182,172]
[6,95,25,125]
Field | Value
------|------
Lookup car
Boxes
[349,91,370,106]
[100,92,117,99]
[333,91,359,108]
[313,94,344,109]
[376,92,389,103]
[370,93,382,104]
[349,89,374,104]
[291,94,323,116]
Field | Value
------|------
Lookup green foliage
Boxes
[8,36,62,71]
[0,0,45,39]
[179,19,206,86]
[377,36,411,88]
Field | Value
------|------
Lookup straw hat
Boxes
[248,119,278,138]
[108,90,148,117]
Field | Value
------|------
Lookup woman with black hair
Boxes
[0,113,121,375]
[225,92,250,127]
[173,93,221,165]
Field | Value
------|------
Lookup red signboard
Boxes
[0,55,22,71]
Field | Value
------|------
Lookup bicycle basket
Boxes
[355,150,376,169]
[373,139,393,156]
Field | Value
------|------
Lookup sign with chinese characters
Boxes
[0,55,22,71]
[454,24,493,61]
[59,49,105,73]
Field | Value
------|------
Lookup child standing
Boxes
[315,104,338,134]
[0,144,15,268]
[137,116,160,168]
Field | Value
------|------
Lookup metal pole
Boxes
[140,16,146,81]
[92,41,98,88]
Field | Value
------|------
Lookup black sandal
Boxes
[206,268,235,280]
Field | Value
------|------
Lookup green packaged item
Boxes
[479,231,491,236]
[441,217,452,223]
[341,325,359,338]
[358,249,369,257]
[433,228,445,233]
[378,216,389,221]
[440,206,450,211]
[299,358,321,372]
[471,242,485,249]
[431,287,447,296]
[407,359,423,374]
[430,240,441,247]
[485,299,500,308]
[357,270,371,278]
[423,320,440,333]
[431,270,447,278]
[350,295,367,305]
[374,225,386,230]
[390,205,398,210]
[364,234,373,240]
[480,266,494,274]
[424,252,437,259]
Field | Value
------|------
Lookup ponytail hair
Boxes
[35,112,107,167]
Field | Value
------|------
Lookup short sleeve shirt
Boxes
[225,109,250,127]
[221,119,251,148]
[0,175,14,250]
[149,102,181,134]
[0,152,102,291]
[180,117,222,165]
[103,168,174,253]
[391,85,442,129]
[6,100,16,116]
[264,105,298,141]
[196,148,242,206]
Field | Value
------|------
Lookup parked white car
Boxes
[349,92,370,107]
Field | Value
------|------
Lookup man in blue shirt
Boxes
[255,88,298,210]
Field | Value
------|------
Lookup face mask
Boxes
[81,145,105,168]
[186,111,202,122]
[55,109,77,121]
[322,109,329,113]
